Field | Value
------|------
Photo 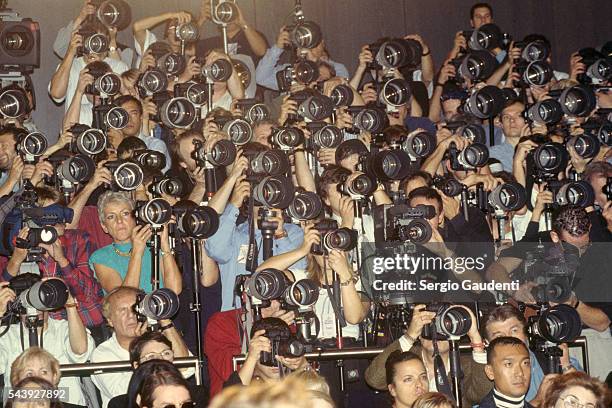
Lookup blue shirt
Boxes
[89,242,160,293]
[205,204,306,311]
[488,134,515,172]
[527,349,582,402]
[255,45,349,91]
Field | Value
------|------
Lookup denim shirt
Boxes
[526,349,582,402]
[488,134,515,172]
[255,45,350,91]
[205,204,306,311]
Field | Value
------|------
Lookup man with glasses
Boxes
[91,286,191,408]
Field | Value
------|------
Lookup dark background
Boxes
[9,0,612,138]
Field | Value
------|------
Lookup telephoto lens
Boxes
[236,99,270,123]
[159,97,197,129]
[105,160,144,190]
[466,23,503,51]
[434,177,464,197]
[290,21,322,49]
[173,201,220,239]
[330,84,354,107]
[202,59,233,82]
[458,143,489,169]
[529,305,581,344]
[340,173,377,198]
[173,82,208,106]
[296,93,334,121]
[68,124,107,156]
[0,87,30,118]
[369,149,412,181]
[525,100,564,125]
[310,123,344,149]
[586,59,611,82]
[135,198,172,227]
[175,22,199,42]
[252,176,296,209]
[397,218,432,244]
[134,288,180,321]
[137,69,168,97]
[533,142,569,175]
[104,106,129,130]
[566,133,601,159]
[556,85,597,117]
[322,227,358,253]
[380,78,411,107]
[26,227,59,247]
[96,0,132,30]
[423,304,473,339]
[56,154,96,185]
[488,182,527,212]
[520,40,550,62]
[555,181,595,207]
[271,127,305,150]
[374,38,423,69]
[518,61,553,86]
[82,32,109,55]
[158,52,186,76]
[286,191,323,220]
[192,139,237,167]
[149,176,184,197]
[347,106,388,134]
[246,269,288,301]
[93,72,122,96]
[16,131,47,162]
[222,118,252,146]
[463,85,506,119]
[403,131,436,160]
[249,149,290,177]
[212,1,238,24]
[283,279,319,308]
[457,50,498,82]
[18,278,69,312]
[133,149,167,173]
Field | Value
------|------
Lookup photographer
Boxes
[365,304,490,407]
[200,49,246,115]
[2,186,106,343]
[91,286,190,408]
[89,191,182,294]
[255,25,349,91]
[0,279,94,407]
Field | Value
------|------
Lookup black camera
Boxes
[576,48,612,85]
[446,121,486,144]
[104,160,144,191]
[515,40,550,63]
[174,81,208,106]
[7,273,69,314]
[581,114,612,147]
[149,176,184,198]
[399,130,437,161]
[175,22,199,43]
[134,198,172,228]
[373,203,435,246]
[287,89,334,122]
[236,98,270,123]
[172,201,220,239]
[246,149,290,178]
[16,130,47,164]
[271,126,304,150]
[566,133,600,159]
[246,268,288,301]
[450,50,497,83]
[306,122,344,149]
[214,116,253,146]
[420,303,473,339]
[134,288,180,323]
[379,77,411,108]
[77,25,108,57]
[368,38,423,70]
[546,180,595,208]
[467,182,527,213]
[462,23,504,51]
[310,219,358,255]
[157,52,186,76]
[0,86,31,118]
[525,100,564,126]
[68,124,107,156]
[345,106,388,134]
[47,152,96,188]
[434,176,464,197]
[92,103,129,131]
[338,172,377,199]
[285,190,323,221]
[286,21,322,49]
[448,142,489,171]
[137,69,168,98]
[132,149,166,174]
[549,85,597,117]
[330,83,354,107]
[93,0,131,30]
[462,85,507,119]
[151,92,197,129]
[528,304,581,344]
[515,60,553,87]
[531,142,569,181]
[201,59,233,82]
[192,138,236,168]
[258,317,305,367]
[276,60,318,93]
[0,9,41,71]
[252,176,295,209]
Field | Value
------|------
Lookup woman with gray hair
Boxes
[88,191,182,293]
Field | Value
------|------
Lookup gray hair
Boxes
[97,190,135,224]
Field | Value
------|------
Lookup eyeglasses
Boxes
[560,394,596,408]
[140,349,174,363]
[159,402,195,408]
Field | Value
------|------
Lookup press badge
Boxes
[237,245,249,264]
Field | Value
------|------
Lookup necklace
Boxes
[112,243,132,257]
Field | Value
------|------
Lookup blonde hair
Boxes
[209,376,312,408]
[97,190,135,224]
[290,369,330,395]
[10,347,61,387]
[412,392,456,408]
[102,286,141,321]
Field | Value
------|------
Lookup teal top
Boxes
[89,242,161,293]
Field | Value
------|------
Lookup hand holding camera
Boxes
[246,329,272,363]
[131,224,153,254]
[405,304,437,340]
[0,283,16,319]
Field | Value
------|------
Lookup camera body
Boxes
[7,273,69,315]
[448,142,489,171]
[0,10,41,71]
[133,288,180,324]
[77,24,109,57]
[420,303,473,340]
[275,59,318,93]
[260,323,306,367]
[373,203,435,247]
[527,304,581,353]
[310,219,358,255]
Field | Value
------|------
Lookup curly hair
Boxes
[542,372,608,408]
[551,205,591,237]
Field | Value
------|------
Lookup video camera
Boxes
[373,203,435,247]
[0,8,40,72]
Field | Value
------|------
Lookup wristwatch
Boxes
[109,46,117,52]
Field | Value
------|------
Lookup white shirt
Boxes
[200,90,233,119]
[49,56,129,125]
[134,30,158,69]
[0,318,94,406]
[314,280,362,340]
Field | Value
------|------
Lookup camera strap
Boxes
[431,335,453,400]
[322,261,347,331]
[245,194,258,273]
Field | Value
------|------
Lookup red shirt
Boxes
[204,309,242,397]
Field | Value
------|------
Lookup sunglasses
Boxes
[161,402,195,408]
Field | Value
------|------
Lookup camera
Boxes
[175,22,199,42]
[247,149,290,178]
[282,279,319,310]
[92,104,129,132]
[462,23,504,51]
[0,86,31,118]
[77,24,108,57]
[149,176,184,198]
[201,59,233,82]
[137,69,168,98]
[287,21,322,49]
[16,130,47,164]
[68,124,107,156]
[132,149,167,173]
[7,273,69,314]
[434,176,464,197]
[525,100,564,126]
[467,182,527,213]
[258,317,306,367]
[192,138,236,168]
[576,48,612,85]
[368,38,423,70]
[157,52,186,76]
[236,99,270,123]
[246,268,287,301]
[135,198,172,228]
[515,40,550,63]
[252,176,295,209]
[346,105,388,134]
[515,60,553,87]
[367,149,412,181]
[276,60,318,93]
[582,115,612,147]
[152,93,197,129]
[528,304,581,344]
[214,116,252,146]
[306,121,344,149]
[330,83,354,107]
[379,77,411,108]
[104,160,144,191]
[310,219,358,255]
[94,0,131,30]
[134,288,180,323]
[446,121,486,144]
[400,130,437,161]
[210,0,239,24]
[549,85,596,117]
[285,190,323,221]
[48,153,96,188]
[420,303,473,339]
[271,126,304,150]
[532,142,569,181]
[566,133,600,159]
[462,85,507,119]
[373,203,435,246]
[172,201,220,239]
[448,142,489,171]
[0,9,41,71]
[287,89,334,122]
[547,180,595,208]
[450,50,497,83]
[338,172,377,199]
